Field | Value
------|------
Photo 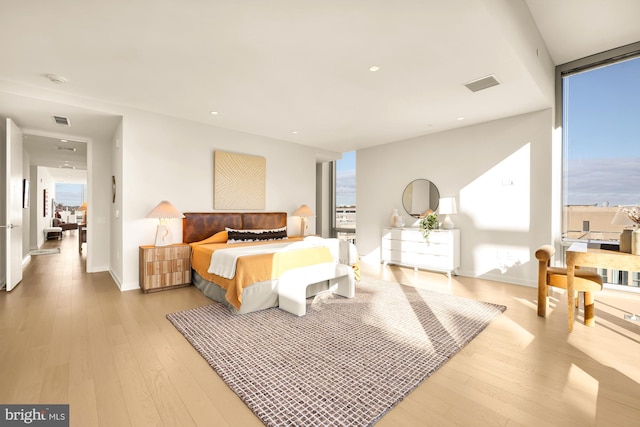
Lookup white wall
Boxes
[86,133,113,273]
[115,108,331,291]
[357,109,553,287]
[110,120,124,287]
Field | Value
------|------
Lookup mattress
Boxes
[190,237,335,310]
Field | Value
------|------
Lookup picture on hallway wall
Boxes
[43,189,48,217]
[22,179,30,208]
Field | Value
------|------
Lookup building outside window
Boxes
[334,151,356,243]
[54,182,87,223]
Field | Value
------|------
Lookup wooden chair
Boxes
[535,245,603,326]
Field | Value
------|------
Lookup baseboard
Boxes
[88,264,109,273]
[108,269,123,290]
[120,282,142,292]
[456,268,536,288]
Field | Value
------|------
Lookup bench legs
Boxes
[279,263,355,316]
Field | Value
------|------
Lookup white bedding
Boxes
[207,237,358,280]
[207,241,292,278]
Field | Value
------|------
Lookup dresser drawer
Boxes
[381,228,460,275]
[383,228,452,244]
[382,239,450,256]
[139,244,191,292]
[141,245,190,262]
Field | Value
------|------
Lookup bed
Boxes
[183,212,358,314]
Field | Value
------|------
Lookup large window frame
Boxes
[331,151,356,243]
[557,41,640,290]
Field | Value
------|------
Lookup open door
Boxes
[1,118,23,291]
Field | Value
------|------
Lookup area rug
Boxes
[28,248,60,255]
[167,278,506,427]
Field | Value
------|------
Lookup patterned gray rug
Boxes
[167,278,506,427]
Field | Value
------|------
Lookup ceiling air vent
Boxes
[52,115,71,126]
[463,75,500,93]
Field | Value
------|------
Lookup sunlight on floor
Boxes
[564,364,598,420]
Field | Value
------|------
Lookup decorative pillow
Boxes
[192,230,228,245]
[226,226,288,244]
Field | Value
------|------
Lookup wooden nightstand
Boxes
[139,244,191,293]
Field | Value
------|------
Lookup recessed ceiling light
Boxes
[210,111,219,115]
[457,117,465,121]
[292,131,299,134]
[60,139,68,142]
[369,65,380,72]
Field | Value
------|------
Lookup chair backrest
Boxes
[535,245,555,264]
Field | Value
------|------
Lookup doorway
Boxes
[23,134,88,253]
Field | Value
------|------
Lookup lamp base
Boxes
[154,224,172,246]
[620,229,632,253]
[442,215,454,230]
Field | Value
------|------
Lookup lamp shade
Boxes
[438,197,457,215]
[77,202,88,212]
[146,201,185,219]
[292,204,314,217]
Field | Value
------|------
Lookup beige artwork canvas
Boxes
[214,151,266,209]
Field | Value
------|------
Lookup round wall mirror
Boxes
[402,179,440,218]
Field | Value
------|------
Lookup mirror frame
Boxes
[402,179,440,218]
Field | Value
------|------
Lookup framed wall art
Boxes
[43,189,48,217]
[214,150,266,209]
[22,179,30,208]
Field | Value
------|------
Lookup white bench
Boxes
[278,262,355,316]
[44,227,63,240]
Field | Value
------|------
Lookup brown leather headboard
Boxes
[182,212,287,243]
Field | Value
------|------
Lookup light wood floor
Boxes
[2,234,640,426]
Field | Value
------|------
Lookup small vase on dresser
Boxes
[390,209,404,228]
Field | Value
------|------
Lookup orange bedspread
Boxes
[190,238,334,309]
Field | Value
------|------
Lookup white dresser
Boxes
[381,227,460,276]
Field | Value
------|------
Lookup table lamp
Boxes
[439,197,457,230]
[292,204,314,236]
[146,200,185,246]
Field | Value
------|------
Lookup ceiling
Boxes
[1,0,639,176]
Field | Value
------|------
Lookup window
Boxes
[334,151,356,243]
[54,182,86,211]
[561,53,640,243]
[560,44,640,288]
